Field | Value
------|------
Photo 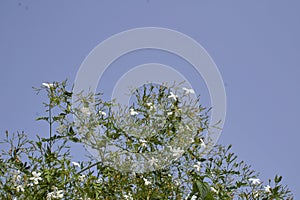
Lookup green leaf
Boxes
[36,117,49,121]
[192,179,215,200]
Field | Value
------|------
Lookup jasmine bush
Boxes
[0,81,293,199]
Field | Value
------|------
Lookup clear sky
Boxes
[1,0,299,197]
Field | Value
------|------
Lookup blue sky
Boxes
[1,0,299,197]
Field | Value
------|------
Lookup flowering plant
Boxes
[0,80,293,199]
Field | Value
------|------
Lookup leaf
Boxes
[68,127,75,136]
[35,117,49,121]
[191,179,216,200]
[70,137,80,143]
[36,141,42,149]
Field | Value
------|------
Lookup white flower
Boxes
[47,188,64,200]
[211,186,218,193]
[12,170,22,182]
[148,157,158,167]
[193,161,201,172]
[190,137,195,143]
[168,146,184,158]
[54,190,64,199]
[123,193,133,200]
[168,92,177,101]
[16,184,24,192]
[78,174,86,182]
[191,195,197,200]
[42,83,54,88]
[143,178,151,185]
[81,107,91,115]
[99,111,107,116]
[264,185,271,193]
[29,171,42,185]
[249,178,261,185]
[96,179,101,184]
[253,191,259,198]
[182,87,195,94]
[72,161,80,167]
[200,138,206,149]
[186,125,192,131]
[174,179,180,186]
[28,182,34,187]
[146,102,155,111]
[130,108,138,116]
[139,139,147,147]
[167,111,173,116]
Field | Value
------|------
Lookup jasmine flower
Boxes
[168,146,184,157]
[182,87,195,94]
[99,111,107,116]
[168,92,177,101]
[264,185,271,193]
[130,108,138,116]
[139,139,147,147]
[193,161,201,172]
[29,171,42,185]
[249,178,261,185]
[16,184,24,192]
[42,83,54,88]
[78,174,86,182]
[72,161,80,167]
[143,178,151,186]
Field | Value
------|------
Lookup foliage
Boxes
[0,81,293,199]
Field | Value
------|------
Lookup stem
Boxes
[49,102,52,151]
[77,161,102,174]
[48,93,53,191]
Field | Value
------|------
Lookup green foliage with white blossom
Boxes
[0,80,293,199]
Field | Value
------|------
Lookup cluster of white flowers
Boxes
[185,194,198,200]
[12,170,25,193]
[12,170,22,183]
[123,193,133,200]
[78,197,91,200]
[47,187,64,200]
[249,178,272,193]
[168,87,194,102]
[168,146,184,158]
